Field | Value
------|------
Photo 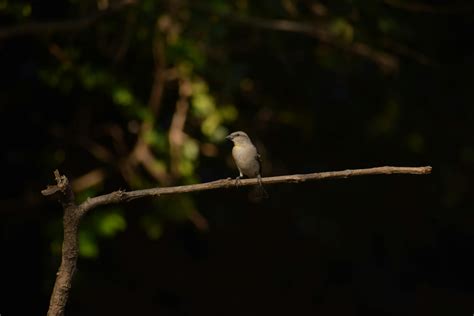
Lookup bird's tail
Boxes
[249,175,269,201]
[257,175,269,198]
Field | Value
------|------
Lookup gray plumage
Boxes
[226,131,268,198]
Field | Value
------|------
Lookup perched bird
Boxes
[226,131,268,198]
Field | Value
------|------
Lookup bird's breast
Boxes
[232,145,259,177]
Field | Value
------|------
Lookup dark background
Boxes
[1,0,474,315]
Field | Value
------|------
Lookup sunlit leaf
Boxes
[202,113,222,136]
[144,129,167,152]
[167,39,205,69]
[329,18,354,43]
[192,81,216,117]
[209,125,228,142]
[182,138,199,160]
[179,159,195,176]
[219,105,238,121]
[79,66,112,90]
[97,212,127,237]
[79,230,99,258]
[113,87,135,106]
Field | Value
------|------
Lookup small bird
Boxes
[226,131,268,198]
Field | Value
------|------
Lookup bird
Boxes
[226,131,268,198]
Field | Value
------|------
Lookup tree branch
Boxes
[42,165,431,315]
[237,15,398,72]
[168,79,191,178]
[42,171,84,316]
[384,0,474,14]
[0,0,137,40]
[80,165,431,212]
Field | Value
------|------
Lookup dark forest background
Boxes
[1,0,474,315]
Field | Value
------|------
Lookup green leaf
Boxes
[182,138,199,160]
[97,212,127,237]
[113,87,135,106]
[192,81,216,117]
[329,18,354,43]
[79,230,99,258]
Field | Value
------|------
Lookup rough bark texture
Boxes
[47,207,81,316]
[42,165,431,315]
[42,171,84,316]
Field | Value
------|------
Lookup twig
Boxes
[42,165,431,315]
[148,37,167,116]
[132,143,170,184]
[382,38,432,66]
[0,0,137,40]
[80,165,432,211]
[168,79,191,177]
[125,33,169,184]
[71,168,107,192]
[384,0,474,14]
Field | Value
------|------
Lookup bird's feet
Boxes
[225,177,233,188]
[235,176,242,187]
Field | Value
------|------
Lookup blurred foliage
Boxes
[2,0,473,252]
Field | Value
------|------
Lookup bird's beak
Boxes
[225,135,232,140]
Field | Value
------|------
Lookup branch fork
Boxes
[42,165,431,315]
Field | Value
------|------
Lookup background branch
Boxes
[384,0,474,14]
[194,8,399,72]
[168,79,191,178]
[0,0,137,40]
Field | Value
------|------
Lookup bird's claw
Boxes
[235,176,242,187]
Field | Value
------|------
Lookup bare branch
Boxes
[148,37,167,116]
[81,166,431,212]
[169,79,191,177]
[125,33,169,185]
[42,170,74,203]
[133,142,170,184]
[382,38,432,66]
[384,0,474,14]
[42,165,431,315]
[0,0,137,40]
[71,168,107,192]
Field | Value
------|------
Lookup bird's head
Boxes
[226,131,251,145]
